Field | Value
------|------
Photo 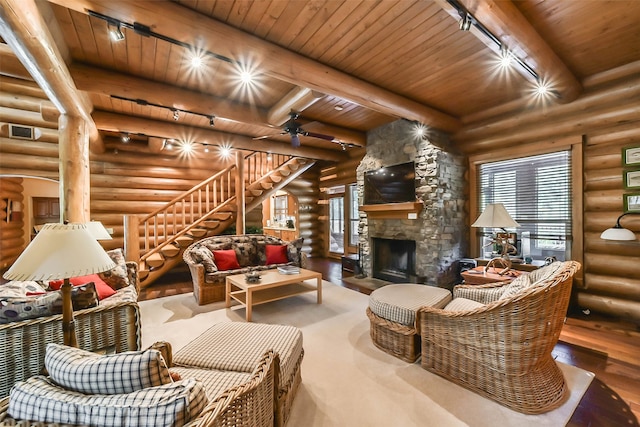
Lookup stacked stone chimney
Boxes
[356,120,468,288]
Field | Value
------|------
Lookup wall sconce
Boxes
[600,212,639,241]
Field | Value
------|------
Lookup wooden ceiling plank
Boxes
[298,0,362,56]
[0,0,104,152]
[453,0,582,103]
[92,110,348,162]
[285,0,344,53]
[251,1,288,40]
[48,0,459,131]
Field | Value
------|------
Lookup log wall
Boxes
[458,65,640,323]
[0,177,25,269]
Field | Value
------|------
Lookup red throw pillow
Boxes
[212,249,241,271]
[265,244,289,265]
[49,274,116,300]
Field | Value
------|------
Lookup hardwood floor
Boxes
[140,257,640,426]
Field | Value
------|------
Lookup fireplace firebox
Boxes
[372,238,416,283]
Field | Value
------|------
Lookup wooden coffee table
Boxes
[225,268,322,321]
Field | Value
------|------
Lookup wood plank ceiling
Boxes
[2,0,640,160]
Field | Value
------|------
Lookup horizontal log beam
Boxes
[456,0,581,103]
[49,0,460,132]
[92,110,347,162]
[576,292,640,323]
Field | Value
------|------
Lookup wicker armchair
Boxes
[0,261,141,398]
[418,260,581,414]
[0,350,278,427]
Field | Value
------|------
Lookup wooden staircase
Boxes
[124,153,315,287]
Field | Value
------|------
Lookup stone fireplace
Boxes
[357,120,468,288]
[371,237,416,282]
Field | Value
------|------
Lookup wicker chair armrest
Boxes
[186,350,279,427]
[452,282,506,303]
[186,262,206,288]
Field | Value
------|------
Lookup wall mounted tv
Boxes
[364,161,416,205]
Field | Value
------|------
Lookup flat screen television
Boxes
[364,161,416,205]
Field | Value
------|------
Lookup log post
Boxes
[124,214,140,262]
[58,114,90,223]
[236,151,245,235]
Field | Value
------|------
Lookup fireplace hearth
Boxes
[372,237,416,283]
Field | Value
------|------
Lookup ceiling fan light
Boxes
[291,134,300,148]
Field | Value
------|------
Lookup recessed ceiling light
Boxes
[240,71,253,84]
[181,142,194,154]
[190,55,204,69]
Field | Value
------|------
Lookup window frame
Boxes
[468,140,583,266]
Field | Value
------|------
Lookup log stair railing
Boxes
[124,153,314,287]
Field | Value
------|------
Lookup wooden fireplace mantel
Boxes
[360,201,423,219]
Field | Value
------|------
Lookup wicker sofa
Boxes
[183,234,305,305]
[0,250,141,398]
[418,260,581,414]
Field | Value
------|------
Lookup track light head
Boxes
[108,21,125,41]
[459,13,472,31]
[173,110,179,121]
[209,116,215,127]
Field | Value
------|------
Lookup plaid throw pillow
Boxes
[45,344,172,395]
[8,376,207,427]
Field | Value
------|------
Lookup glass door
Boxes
[329,196,344,254]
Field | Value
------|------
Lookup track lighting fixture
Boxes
[459,13,472,31]
[108,21,125,41]
[209,116,215,127]
[111,95,218,128]
[447,0,546,89]
[173,109,179,121]
[121,132,130,143]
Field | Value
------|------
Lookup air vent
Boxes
[8,124,41,140]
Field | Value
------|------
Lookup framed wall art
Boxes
[622,144,640,167]
[623,193,640,213]
[623,169,640,189]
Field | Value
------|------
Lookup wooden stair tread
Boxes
[188,228,208,237]
[160,245,181,257]
[174,236,194,247]
[145,253,165,268]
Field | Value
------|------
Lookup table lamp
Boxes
[600,212,639,241]
[472,203,520,274]
[2,223,116,347]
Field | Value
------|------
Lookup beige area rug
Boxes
[139,280,594,427]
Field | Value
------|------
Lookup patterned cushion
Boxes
[286,237,304,264]
[369,284,452,326]
[171,366,251,400]
[444,297,485,311]
[8,376,207,427]
[99,248,130,290]
[45,343,172,395]
[173,322,302,391]
[101,285,138,305]
[191,246,218,273]
[0,281,47,297]
[233,242,256,266]
[498,274,533,300]
[0,284,99,324]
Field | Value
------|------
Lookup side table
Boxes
[460,266,523,285]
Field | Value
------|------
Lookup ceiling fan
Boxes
[255,112,335,148]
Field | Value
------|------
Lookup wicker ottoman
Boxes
[172,322,303,427]
[367,284,451,363]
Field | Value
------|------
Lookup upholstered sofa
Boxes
[0,249,141,398]
[183,234,306,305]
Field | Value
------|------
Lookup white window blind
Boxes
[477,151,572,260]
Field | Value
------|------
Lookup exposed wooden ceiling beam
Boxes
[438,0,582,103]
[69,63,366,147]
[0,43,33,80]
[92,110,348,162]
[267,87,324,126]
[0,0,104,152]
[46,0,461,132]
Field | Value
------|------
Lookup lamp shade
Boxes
[472,203,520,228]
[600,227,636,241]
[85,221,112,240]
[3,223,116,281]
